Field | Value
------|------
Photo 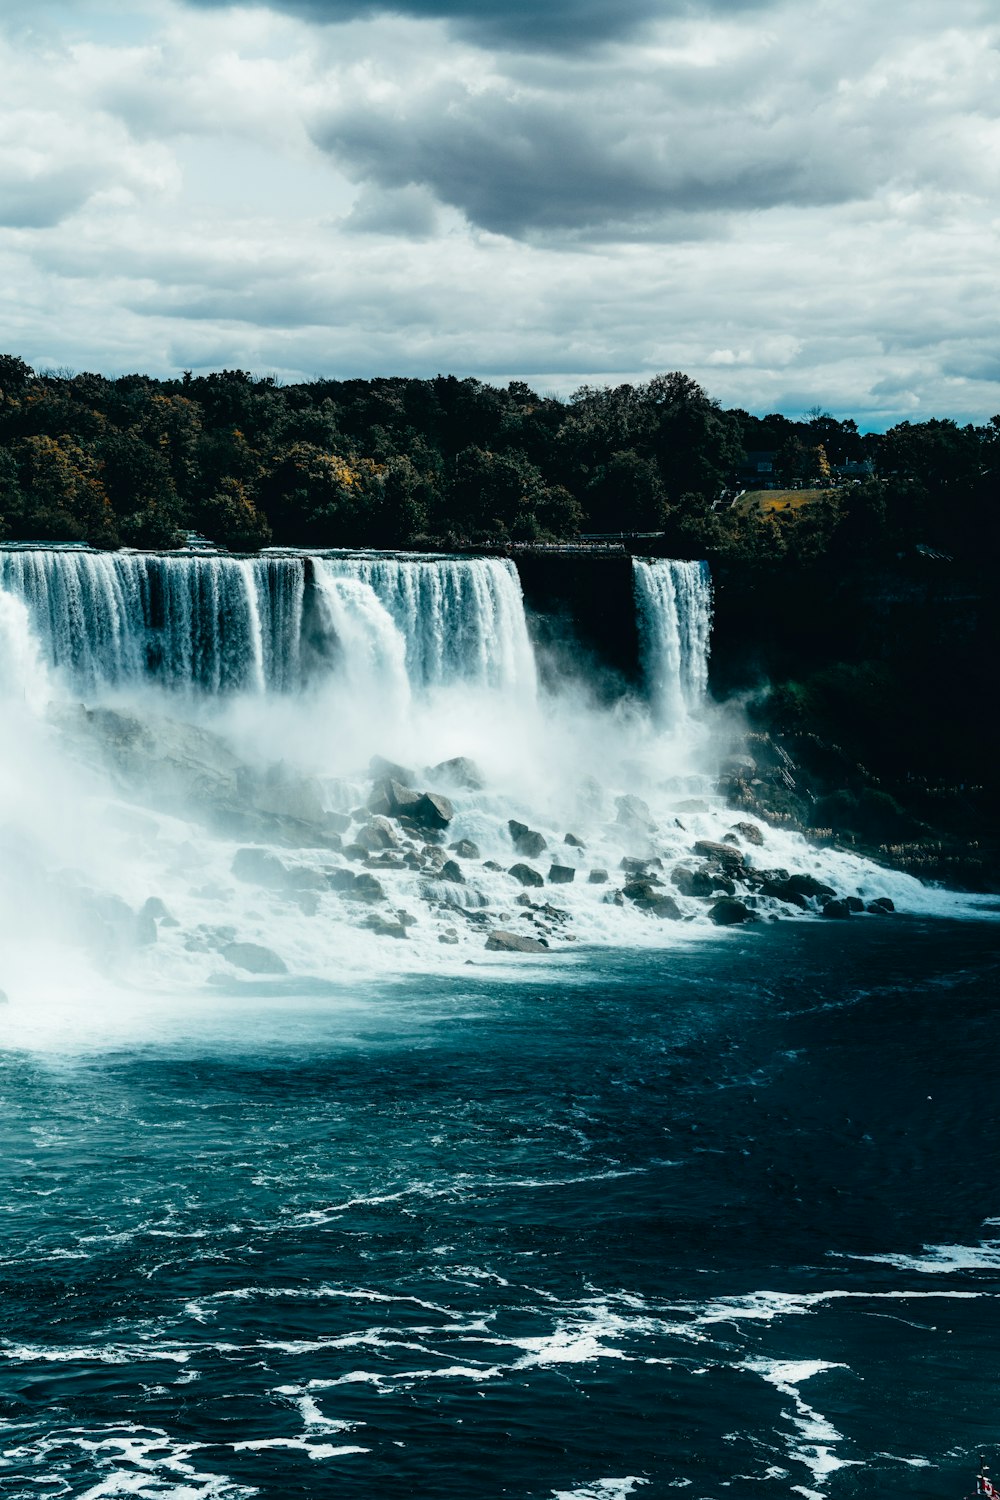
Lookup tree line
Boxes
[0,353,995,563]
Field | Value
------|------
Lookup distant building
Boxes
[735,450,779,489]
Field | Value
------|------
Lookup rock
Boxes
[355,816,401,853]
[508,820,547,858]
[604,889,625,906]
[759,879,809,910]
[232,847,289,888]
[449,838,481,860]
[141,897,174,923]
[786,873,837,900]
[671,865,716,898]
[588,869,609,883]
[620,856,662,875]
[350,873,387,903]
[396,910,418,927]
[342,843,368,862]
[240,761,327,828]
[221,941,288,974]
[283,866,330,890]
[622,879,682,919]
[564,833,585,849]
[327,867,359,892]
[845,896,865,913]
[709,897,753,926]
[615,794,657,832]
[509,863,545,888]
[732,821,765,846]
[438,931,460,945]
[416,792,455,830]
[439,859,465,884]
[486,930,548,953]
[548,865,576,884]
[622,878,662,904]
[362,914,409,939]
[867,896,896,913]
[693,839,746,871]
[822,898,852,919]
[427,756,484,790]
[368,778,421,819]
[483,860,503,873]
[369,755,414,786]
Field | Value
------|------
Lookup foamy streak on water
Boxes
[315,555,537,695]
[0,549,304,694]
[632,559,712,725]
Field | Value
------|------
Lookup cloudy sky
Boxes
[1,0,998,424]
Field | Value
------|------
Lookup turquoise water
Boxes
[2,917,998,1499]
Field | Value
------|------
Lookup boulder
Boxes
[620,856,662,876]
[362,914,409,940]
[564,833,585,849]
[368,778,421,819]
[355,816,401,853]
[622,879,682,918]
[693,839,746,871]
[508,820,547,858]
[327,867,360,892]
[509,863,545,888]
[588,869,609,884]
[732,821,765,846]
[548,865,576,885]
[427,756,484,790]
[449,838,481,860]
[486,930,548,953]
[141,897,175,925]
[821,898,852,919]
[759,879,809,910]
[867,896,896,913]
[369,755,414,785]
[671,865,717,899]
[615,794,657,832]
[438,931,460,945]
[439,859,466,884]
[845,896,865,913]
[221,941,288,974]
[483,860,503,872]
[709,897,753,926]
[231,847,288,888]
[786,873,837,900]
[414,792,455,830]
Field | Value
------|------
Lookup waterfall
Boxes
[315,555,538,695]
[0,550,306,695]
[632,558,713,724]
[310,565,411,714]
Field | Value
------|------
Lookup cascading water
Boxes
[0,549,305,695]
[310,565,412,715]
[316,555,537,695]
[632,558,713,725]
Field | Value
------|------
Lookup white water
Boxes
[0,546,987,1035]
[633,559,712,724]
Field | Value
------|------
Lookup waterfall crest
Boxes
[632,558,713,724]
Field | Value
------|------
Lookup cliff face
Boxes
[515,549,997,889]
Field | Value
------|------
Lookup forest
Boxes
[0,353,996,568]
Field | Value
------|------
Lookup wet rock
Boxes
[240,761,327,828]
[342,843,368,862]
[427,756,484,790]
[369,755,414,786]
[355,816,401,853]
[693,839,746,871]
[508,820,547,858]
[786,873,837,900]
[509,863,545,889]
[368,778,421,819]
[867,896,895,913]
[485,930,548,953]
[622,878,662,904]
[822,898,852,919]
[232,847,289,888]
[282,866,330,891]
[396,910,418,927]
[416,792,455,830]
[564,833,585,849]
[623,879,682,919]
[732,821,765,846]
[449,838,481,860]
[615,794,657,832]
[709,897,753,926]
[327,867,359,892]
[845,896,865,913]
[588,869,609,884]
[483,860,503,873]
[439,859,465,884]
[438,931,460,945]
[759,878,809,910]
[141,897,176,926]
[362,914,409,940]
[349,873,387,904]
[548,864,575,884]
[671,865,716,898]
[221,941,288,974]
[604,889,625,906]
[620,856,663,876]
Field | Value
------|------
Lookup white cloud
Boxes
[0,0,997,425]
